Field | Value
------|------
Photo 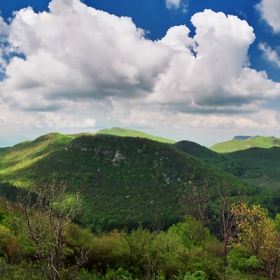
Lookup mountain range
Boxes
[0,127,279,232]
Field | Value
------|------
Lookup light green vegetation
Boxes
[97,127,176,144]
[210,136,280,153]
[0,133,76,186]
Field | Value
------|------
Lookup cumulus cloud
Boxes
[166,0,181,10]
[1,0,170,110]
[0,0,280,144]
[256,0,280,33]
[259,42,280,67]
[149,10,280,111]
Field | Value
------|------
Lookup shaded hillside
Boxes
[175,140,280,190]
[0,133,254,232]
[97,127,176,144]
[210,136,280,153]
[174,140,244,176]
[228,147,280,189]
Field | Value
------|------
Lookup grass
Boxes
[210,136,280,153]
[97,127,176,144]
[0,133,75,184]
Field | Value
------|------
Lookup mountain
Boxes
[97,127,176,144]
[0,132,256,232]
[174,140,245,177]
[233,136,255,140]
[175,140,280,190]
[227,147,280,189]
[210,136,280,153]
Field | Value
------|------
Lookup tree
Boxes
[212,184,243,266]
[231,202,280,279]
[8,180,88,280]
[168,215,210,248]
[180,181,210,243]
[119,226,167,279]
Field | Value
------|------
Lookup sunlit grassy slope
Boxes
[0,133,76,184]
[97,127,176,144]
[210,136,280,153]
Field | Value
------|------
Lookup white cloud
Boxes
[256,0,280,33]
[1,0,170,110]
[259,42,280,67]
[149,10,280,110]
[0,1,280,145]
[166,0,181,10]
[110,102,280,145]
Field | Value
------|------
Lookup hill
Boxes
[210,136,280,153]
[97,127,176,144]
[233,135,255,140]
[227,147,280,189]
[174,140,245,177]
[175,140,280,190]
[0,133,256,232]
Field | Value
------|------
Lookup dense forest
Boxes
[0,129,280,279]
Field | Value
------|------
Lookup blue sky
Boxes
[0,0,280,147]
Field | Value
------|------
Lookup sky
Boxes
[0,0,280,147]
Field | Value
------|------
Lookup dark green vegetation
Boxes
[0,186,278,279]
[176,138,280,190]
[97,127,176,144]
[0,130,280,279]
[210,135,280,153]
[0,132,254,232]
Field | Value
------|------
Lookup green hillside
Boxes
[0,133,76,183]
[0,133,255,232]
[2,132,280,279]
[97,127,176,144]
[228,147,280,189]
[174,140,244,176]
[210,136,280,153]
[175,140,280,190]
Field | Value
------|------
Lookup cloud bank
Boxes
[0,0,280,144]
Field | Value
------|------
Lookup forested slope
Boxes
[0,133,257,232]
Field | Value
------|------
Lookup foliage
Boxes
[175,140,280,192]
[174,270,208,280]
[1,131,280,279]
[231,202,280,278]
[168,215,211,248]
[7,181,87,280]
[0,258,44,280]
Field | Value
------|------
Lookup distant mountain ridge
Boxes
[97,127,176,144]
[210,136,280,153]
[233,135,255,140]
